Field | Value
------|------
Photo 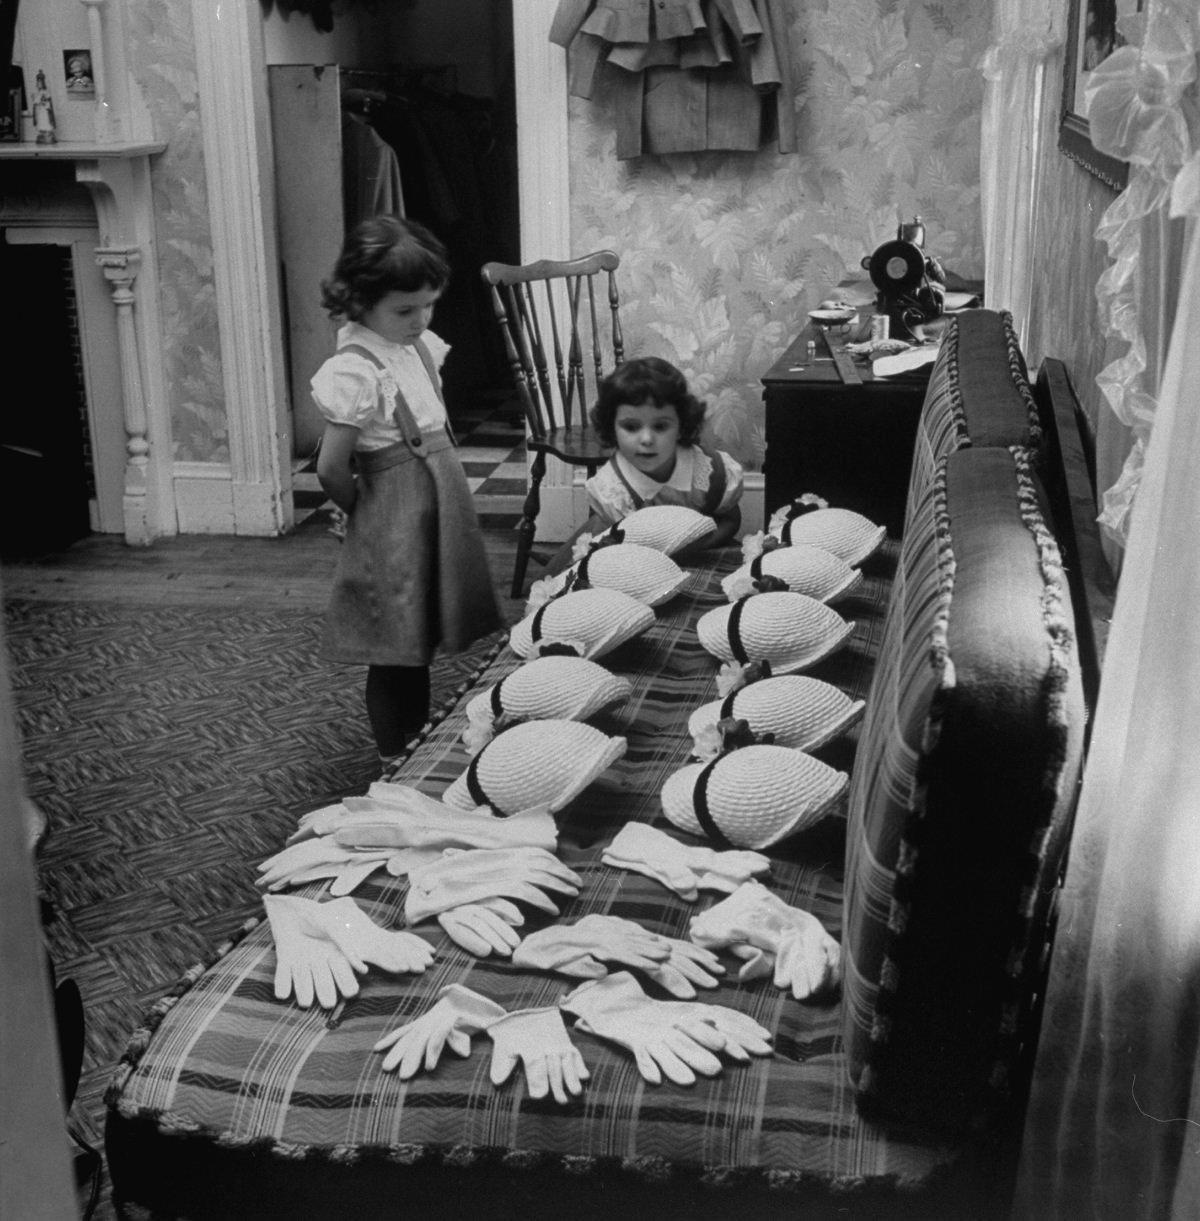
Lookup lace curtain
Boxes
[1085,1,1198,549]
[979,0,1065,343]
[1012,140,1200,1219]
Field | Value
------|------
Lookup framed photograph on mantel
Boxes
[1060,0,1144,190]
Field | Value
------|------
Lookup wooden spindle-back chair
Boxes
[481,250,624,597]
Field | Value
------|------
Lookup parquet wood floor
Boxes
[2,515,527,618]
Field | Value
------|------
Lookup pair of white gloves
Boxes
[374,971,773,1097]
[688,880,842,1000]
[405,844,583,957]
[511,913,723,998]
[264,893,434,1010]
[599,826,839,999]
[374,984,589,1105]
[600,822,771,901]
[258,788,558,897]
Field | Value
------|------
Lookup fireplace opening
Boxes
[1,238,94,556]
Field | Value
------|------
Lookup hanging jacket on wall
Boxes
[550,0,798,158]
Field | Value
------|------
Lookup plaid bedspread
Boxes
[105,543,964,1215]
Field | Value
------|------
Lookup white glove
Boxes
[488,1006,590,1105]
[373,983,506,1076]
[264,894,363,1009]
[687,880,841,999]
[289,801,352,844]
[405,846,582,924]
[512,914,723,999]
[264,895,434,1010]
[437,898,525,957]
[601,823,771,901]
[311,896,435,975]
[256,836,394,896]
[641,936,725,999]
[560,971,772,1086]
[328,795,557,857]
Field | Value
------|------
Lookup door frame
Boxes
[511,0,580,539]
[219,0,573,536]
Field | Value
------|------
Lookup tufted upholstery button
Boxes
[411,435,423,446]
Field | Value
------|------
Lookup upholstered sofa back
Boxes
[841,313,1090,1133]
[905,308,1042,534]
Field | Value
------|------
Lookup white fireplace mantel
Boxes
[0,139,171,544]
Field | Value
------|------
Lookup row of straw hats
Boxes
[450,508,711,817]
[660,499,887,849]
[450,500,883,853]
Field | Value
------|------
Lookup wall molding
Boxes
[512,0,579,522]
[191,0,293,537]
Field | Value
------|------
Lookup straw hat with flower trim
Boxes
[661,743,848,849]
[462,656,633,754]
[592,504,717,555]
[688,674,865,759]
[696,590,854,674]
[509,587,655,661]
[526,540,690,611]
[721,542,862,605]
[757,495,886,566]
[443,718,627,817]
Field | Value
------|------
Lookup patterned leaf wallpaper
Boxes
[568,0,990,469]
[129,0,989,468]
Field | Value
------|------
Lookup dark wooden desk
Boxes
[761,322,936,537]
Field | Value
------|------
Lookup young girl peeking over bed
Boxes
[585,356,743,550]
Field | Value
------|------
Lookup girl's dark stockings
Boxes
[365,664,431,757]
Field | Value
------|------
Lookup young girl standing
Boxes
[585,356,744,549]
[312,215,502,777]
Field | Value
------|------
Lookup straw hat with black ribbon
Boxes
[443,718,628,817]
[509,586,656,661]
[462,655,633,754]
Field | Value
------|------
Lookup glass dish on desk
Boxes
[808,307,858,331]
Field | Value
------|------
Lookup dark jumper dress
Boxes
[321,341,502,667]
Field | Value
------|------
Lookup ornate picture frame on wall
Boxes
[1060,0,1143,190]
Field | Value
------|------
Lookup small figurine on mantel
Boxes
[32,70,56,144]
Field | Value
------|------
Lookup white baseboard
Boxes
[172,463,294,536]
[173,465,235,534]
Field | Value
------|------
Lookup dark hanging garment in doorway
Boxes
[363,76,512,419]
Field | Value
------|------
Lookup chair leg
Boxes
[511,452,546,598]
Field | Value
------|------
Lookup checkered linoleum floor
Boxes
[291,397,529,531]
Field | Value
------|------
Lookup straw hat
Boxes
[766,503,886,566]
[720,543,862,605]
[687,675,865,757]
[696,591,854,674]
[661,744,848,849]
[602,504,717,555]
[442,718,627,816]
[509,587,656,660]
[527,542,690,610]
[463,656,633,753]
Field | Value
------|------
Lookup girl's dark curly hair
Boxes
[320,215,451,321]
[589,357,707,447]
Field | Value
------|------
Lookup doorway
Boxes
[265,1,520,457]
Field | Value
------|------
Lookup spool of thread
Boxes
[806,340,816,360]
[870,314,890,342]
